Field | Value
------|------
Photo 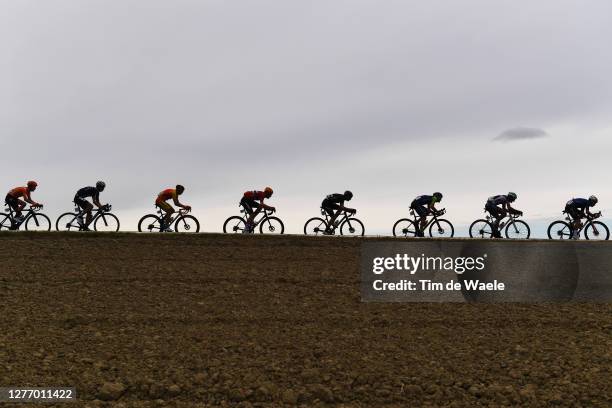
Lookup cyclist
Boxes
[156,185,191,232]
[241,187,275,233]
[565,195,600,239]
[485,192,522,238]
[5,181,42,221]
[74,181,107,230]
[321,191,356,234]
[410,192,443,237]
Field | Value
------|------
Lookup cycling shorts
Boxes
[410,201,429,217]
[157,201,174,213]
[74,196,92,210]
[565,205,583,220]
[5,194,22,210]
[240,197,260,214]
[485,203,505,219]
[321,199,341,216]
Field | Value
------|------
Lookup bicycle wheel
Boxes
[393,218,417,237]
[340,218,365,236]
[0,213,13,231]
[223,216,247,233]
[547,221,572,240]
[304,217,328,235]
[138,214,163,232]
[584,221,610,240]
[505,220,530,239]
[469,219,493,238]
[175,215,200,233]
[94,213,120,232]
[259,216,284,234]
[25,213,51,231]
[429,219,454,238]
[56,212,80,231]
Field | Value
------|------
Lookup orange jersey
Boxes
[243,190,266,201]
[8,187,30,200]
[156,188,177,204]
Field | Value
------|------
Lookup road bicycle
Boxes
[56,204,119,232]
[469,212,530,239]
[223,206,284,234]
[547,211,609,240]
[138,207,200,233]
[0,204,51,231]
[303,208,365,236]
[392,208,454,238]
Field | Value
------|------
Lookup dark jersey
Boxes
[487,195,508,206]
[412,195,438,207]
[566,198,590,209]
[76,186,100,201]
[323,193,345,205]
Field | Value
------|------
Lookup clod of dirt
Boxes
[96,381,126,401]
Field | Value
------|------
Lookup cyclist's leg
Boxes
[76,198,94,225]
[486,204,503,237]
[413,205,428,235]
[158,201,174,227]
[241,198,258,226]
[15,198,26,218]
[5,195,19,216]
[326,203,341,228]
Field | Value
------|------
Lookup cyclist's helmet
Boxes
[344,190,353,200]
[96,181,106,191]
[264,186,273,197]
[27,180,38,190]
[176,184,185,194]
[433,192,443,200]
[589,195,598,205]
[507,192,517,202]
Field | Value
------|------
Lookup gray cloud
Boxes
[494,127,549,142]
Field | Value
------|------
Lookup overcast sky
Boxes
[2,0,611,235]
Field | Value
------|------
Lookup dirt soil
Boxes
[0,232,610,407]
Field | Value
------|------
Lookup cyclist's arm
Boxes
[260,202,275,211]
[23,192,40,207]
[93,194,103,208]
[427,202,437,213]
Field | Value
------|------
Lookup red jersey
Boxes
[156,189,178,204]
[243,190,266,201]
[8,187,31,200]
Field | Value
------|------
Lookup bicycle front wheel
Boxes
[175,215,200,233]
[223,216,246,233]
[429,219,454,238]
[138,214,163,232]
[25,213,51,231]
[340,218,365,236]
[393,218,417,237]
[584,221,610,240]
[56,212,79,231]
[469,219,493,238]
[94,213,120,232]
[547,221,572,240]
[304,217,328,235]
[0,213,13,231]
[260,216,284,234]
[505,220,530,239]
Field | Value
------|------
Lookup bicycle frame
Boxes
[241,206,275,228]
[73,204,112,225]
[156,207,190,228]
[409,208,445,232]
[320,208,353,232]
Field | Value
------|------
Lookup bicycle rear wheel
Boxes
[393,218,417,237]
[505,220,530,239]
[25,213,51,231]
[0,213,13,231]
[138,214,163,232]
[584,221,610,240]
[429,219,454,238]
[547,221,572,240]
[340,218,365,236]
[56,212,80,231]
[469,219,493,238]
[94,213,120,232]
[260,216,284,234]
[175,215,200,233]
[223,216,247,233]
[304,217,328,235]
